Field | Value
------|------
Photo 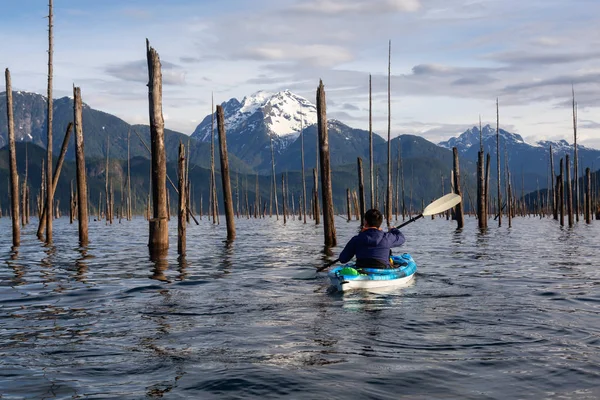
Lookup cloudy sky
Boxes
[2,0,600,147]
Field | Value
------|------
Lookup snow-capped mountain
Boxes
[192,90,317,144]
[437,124,600,187]
[190,89,382,171]
[438,124,525,153]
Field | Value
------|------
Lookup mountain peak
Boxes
[192,89,317,143]
[439,124,525,152]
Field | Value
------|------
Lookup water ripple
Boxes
[1,216,599,398]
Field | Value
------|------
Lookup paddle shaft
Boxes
[395,213,423,229]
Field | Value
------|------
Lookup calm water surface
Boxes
[1,216,599,399]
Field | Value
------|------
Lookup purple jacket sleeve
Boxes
[387,228,405,247]
[338,236,357,263]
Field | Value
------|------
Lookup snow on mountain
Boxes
[193,89,317,143]
[438,124,525,151]
[535,139,587,152]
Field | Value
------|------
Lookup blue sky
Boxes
[2,0,600,147]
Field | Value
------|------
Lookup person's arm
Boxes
[338,236,358,263]
[387,228,405,248]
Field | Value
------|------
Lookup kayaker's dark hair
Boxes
[364,209,383,228]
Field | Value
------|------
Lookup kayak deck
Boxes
[328,253,417,292]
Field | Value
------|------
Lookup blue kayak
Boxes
[328,253,417,292]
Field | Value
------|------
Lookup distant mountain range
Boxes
[1,89,599,215]
[439,124,600,190]
[0,91,253,172]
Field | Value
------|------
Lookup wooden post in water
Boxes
[566,154,573,227]
[301,120,307,224]
[507,172,512,228]
[485,153,491,223]
[477,150,486,229]
[216,105,236,241]
[346,188,351,222]
[386,40,393,226]
[496,98,502,227]
[45,0,54,244]
[69,180,74,224]
[5,69,20,246]
[210,95,217,224]
[400,141,406,220]
[369,74,374,209]
[572,87,579,222]
[550,145,557,220]
[357,157,366,228]
[316,80,336,247]
[586,168,591,224]
[146,40,169,253]
[452,147,464,228]
[127,130,132,220]
[177,143,186,255]
[105,136,110,223]
[313,168,320,225]
[73,87,89,246]
[270,136,279,220]
[559,158,564,227]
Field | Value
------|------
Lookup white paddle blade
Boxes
[422,193,461,216]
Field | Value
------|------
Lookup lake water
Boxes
[1,215,599,399]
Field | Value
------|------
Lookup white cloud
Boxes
[290,0,421,14]
[240,44,354,67]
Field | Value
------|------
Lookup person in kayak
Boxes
[338,209,405,269]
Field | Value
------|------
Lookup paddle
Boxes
[314,193,462,274]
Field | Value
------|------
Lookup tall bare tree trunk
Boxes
[485,153,491,220]
[316,81,336,247]
[386,40,393,226]
[566,154,573,227]
[550,145,557,219]
[477,150,486,229]
[73,87,88,246]
[46,0,54,244]
[5,69,20,246]
[507,172,512,227]
[369,74,374,209]
[211,93,217,224]
[395,141,400,221]
[301,120,307,224]
[146,40,169,253]
[178,142,186,255]
[127,129,132,220]
[105,136,110,224]
[453,148,464,228]
[496,98,502,227]
[216,105,236,241]
[572,87,579,222]
[559,158,564,227]
[270,136,279,220]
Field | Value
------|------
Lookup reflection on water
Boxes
[1,216,600,399]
